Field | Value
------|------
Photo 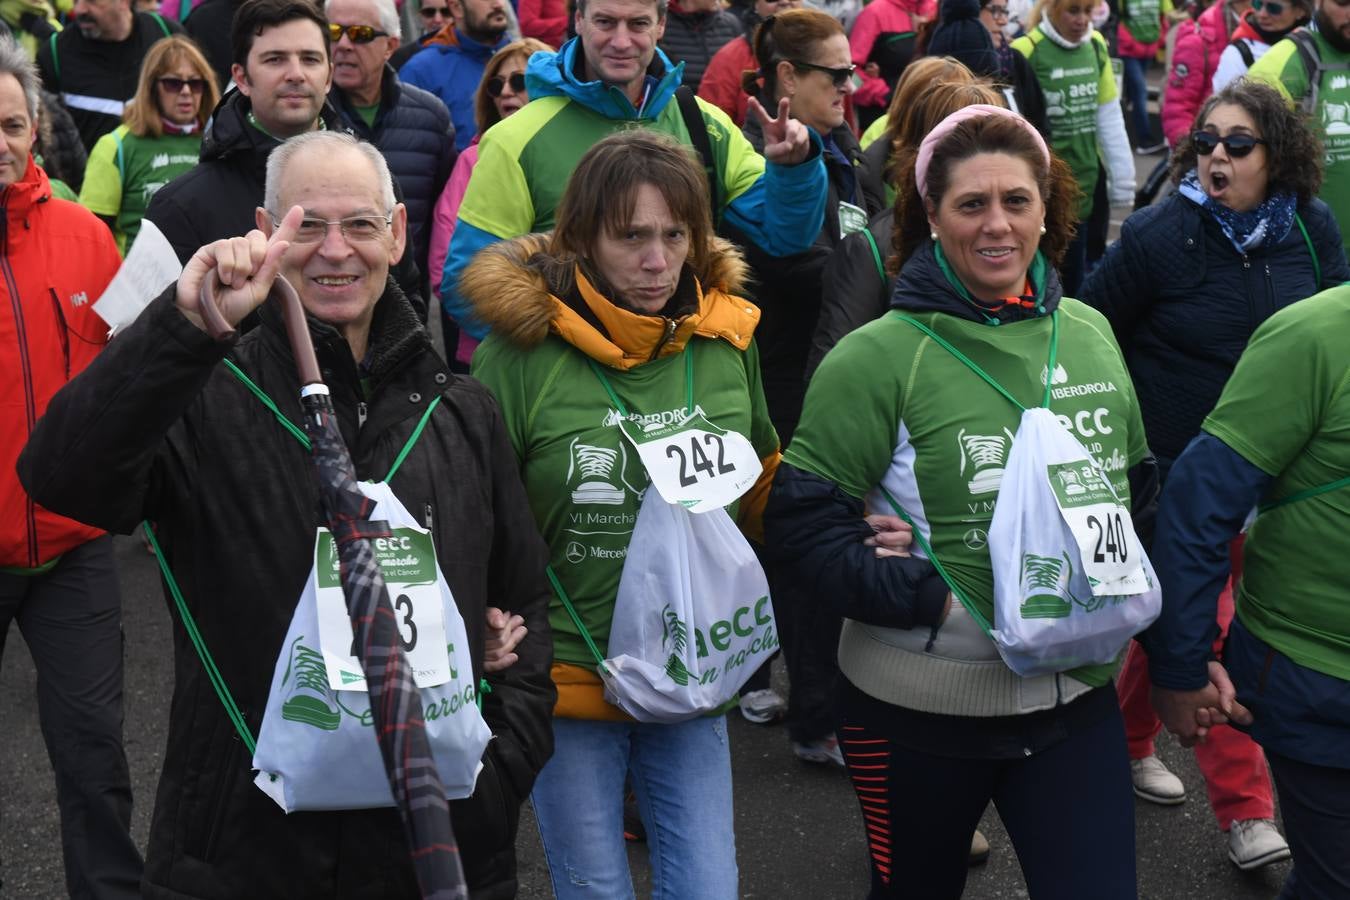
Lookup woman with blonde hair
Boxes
[79,35,219,254]
[428,36,551,367]
[860,55,979,191]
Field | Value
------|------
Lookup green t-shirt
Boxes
[785,300,1149,686]
[354,102,380,128]
[78,126,201,254]
[1013,29,1117,219]
[473,334,779,667]
[1202,284,1350,680]
[1248,33,1350,256]
[1122,0,1169,46]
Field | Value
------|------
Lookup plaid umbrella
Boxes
[200,276,468,899]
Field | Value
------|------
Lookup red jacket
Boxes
[518,0,567,50]
[1162,0,1235,146]
[2,158,120,569]
[698,33,754,126]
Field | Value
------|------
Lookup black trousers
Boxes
[0,536,142,899]
[1271,752,1350,900]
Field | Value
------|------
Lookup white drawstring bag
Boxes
[251,483,492,812]
[597,487,777,723]
[986,407,1161,676]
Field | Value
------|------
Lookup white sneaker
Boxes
[792,734,844,767]
[738,689,787,724]
[1130,755,1186,805]
[1227,819,1291,870]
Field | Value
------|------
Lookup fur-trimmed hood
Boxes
[459,233,758,370]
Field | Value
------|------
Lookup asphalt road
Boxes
[1,534,1289,899]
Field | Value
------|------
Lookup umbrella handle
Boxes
[198,274,324,388]
[197,275,238,343]
[271,275,324,388]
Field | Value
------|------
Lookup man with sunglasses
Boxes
[36,0,183,151]
[1249,0,1350,254]
[389,0,452,69]
[400,0,512,150]
[325,0,456,302]
[145,0,426,313]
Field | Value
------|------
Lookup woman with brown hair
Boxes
[767,105,1153,899]
[809,73,1006,377]
[428,36,551,367]
[463,129,780,900]
[78,35,219,254]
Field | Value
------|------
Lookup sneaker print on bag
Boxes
[280,636,341,731]
[1019,552,1075,619]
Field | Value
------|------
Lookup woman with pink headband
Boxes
[765,104,1156,898]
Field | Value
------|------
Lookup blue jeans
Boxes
[532,715,738,900]
[1122,55,1156,145]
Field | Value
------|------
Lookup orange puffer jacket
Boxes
[1,157,120,569]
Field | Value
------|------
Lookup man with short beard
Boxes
[1249,0,1350,253]
[37,0,183,150]
[399,0,511,150]
[146,0,425,311]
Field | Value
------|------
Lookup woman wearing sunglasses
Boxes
[1211,0,1311,90]
[79,35,219,254]
[1080,79,1348,870]
[429,38,551,367]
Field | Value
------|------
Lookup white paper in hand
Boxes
[92,219,183,335]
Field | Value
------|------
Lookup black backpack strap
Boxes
[675,86,721,223]
[1235,38,1255,68]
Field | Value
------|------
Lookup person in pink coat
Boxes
[519,0,567,50]
[429,37,551,367]
[1161,0,1248,147]
[848,0,936,129]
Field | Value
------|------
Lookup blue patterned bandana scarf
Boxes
[1178,169,1296,254]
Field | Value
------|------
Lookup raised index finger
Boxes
[270,204,305,249]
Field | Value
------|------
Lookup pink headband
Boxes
[915,105,1052,200]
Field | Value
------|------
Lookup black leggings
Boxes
[837,682,1137,900]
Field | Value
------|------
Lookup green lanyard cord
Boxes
[144,364,445,752]
[223,360,441,482]
[1294,213,1321,291]
[1258,474,1350,514]
[545,566,612,676]
[878,487,994,638]
[143,521,258,753]
[586,344,695,418]
[863,228,887,282]
[894,310,1059,410]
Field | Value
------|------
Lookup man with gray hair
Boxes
[21,129,556,899]
[0,36,142,900]
[325,0,456,301]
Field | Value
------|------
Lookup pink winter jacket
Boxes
[849,0,936,106]
[1162,1,1234,146]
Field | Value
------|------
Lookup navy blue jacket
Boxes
[332,67,456,285]
[1079,193,1349,474]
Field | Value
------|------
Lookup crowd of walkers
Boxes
[3,0,1350,895]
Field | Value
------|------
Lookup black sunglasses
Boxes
[418,4,450,14]
[486,72,526,97]
[789,59,856,88]
[1192,130,1267,157]
[158,76,207,94]
[328,23,389,43]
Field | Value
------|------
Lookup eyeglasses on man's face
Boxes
[328,23,389,43]
[271,213,395,243]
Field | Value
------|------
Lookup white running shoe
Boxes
[1228,819,1291,870]
[1130,755,1186,805]
[738,689,787,724]
[792,734,844,767]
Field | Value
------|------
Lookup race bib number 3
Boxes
[620,409,762,513]
[313,527,452,690]
[1046,461,1149,596]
